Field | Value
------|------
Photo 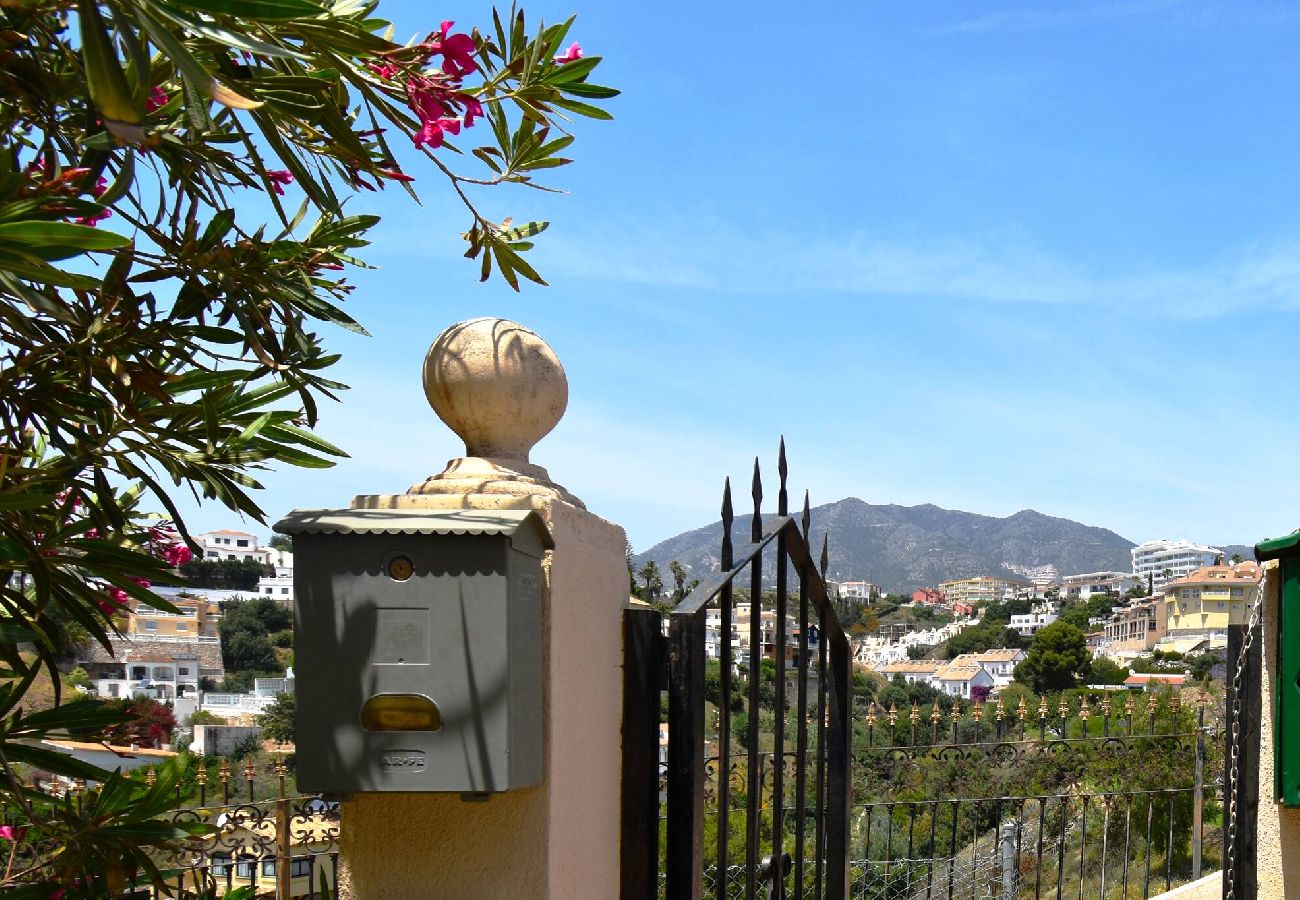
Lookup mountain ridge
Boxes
[633,498,1249,594]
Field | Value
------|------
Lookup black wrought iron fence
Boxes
[847,687,1220,899]
[622,440,854,900]
[5,758,338,899]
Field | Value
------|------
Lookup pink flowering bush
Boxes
[0,0,615,894]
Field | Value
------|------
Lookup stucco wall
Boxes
[192,724,263,757]
[336,493,627,899]
[76,636,225,679]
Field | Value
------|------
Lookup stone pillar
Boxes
[335,318,628,899]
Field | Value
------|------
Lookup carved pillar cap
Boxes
[405,317,583,507]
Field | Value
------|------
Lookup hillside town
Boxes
[837,537,1256,698]
[63,528,297,765]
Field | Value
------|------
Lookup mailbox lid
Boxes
[273,507,553,558]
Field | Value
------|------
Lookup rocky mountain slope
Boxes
[635,498,1144,594]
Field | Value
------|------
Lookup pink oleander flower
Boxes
[462,96,483,128]
[162,543,192,567]
[414,117,461,149]
[368,61,400,80]
[0,825,14,841]
[146,86,168,112]
[422,21,477,77]
[74,207,112,227]
[91,176,107,198]
[406,74,480,149]
[554,42,582,64]
[266,169,294,195]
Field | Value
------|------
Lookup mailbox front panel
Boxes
[293,532,543,793]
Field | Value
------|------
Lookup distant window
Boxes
[1232,587,1243,596]
[144,621,157,631]
[265,588,273,595]
[291,858,312,877]
[281,588,289,595]
[211,853,231,876]
[108,683,119,697]
[262,858,276,877]
[178,667,189,676]
[175,622,188,631]
[131,666,147,679]
[206,551,218,558]
[235,856,256,878]
[237,539,249,547]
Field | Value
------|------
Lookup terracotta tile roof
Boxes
[1124,674,1186,686]
[935,664,984,681]
[1165,562,1261,590]
[203,529,256,536]
[44,739,177,758]
[878,661,941,674]
[974,649,1025,662]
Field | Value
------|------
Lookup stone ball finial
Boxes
[423,317,567,463]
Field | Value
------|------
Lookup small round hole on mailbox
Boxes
[361,694,442,732]
[386,554,414,581]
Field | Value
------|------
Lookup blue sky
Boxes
[181,0,1300,556]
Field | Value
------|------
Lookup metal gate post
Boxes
[622,607,666,899]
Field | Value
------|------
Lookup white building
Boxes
[1010,600,1060,637]
[967,649,1026,687]
[257,546,294,603]
[838,581,880,603]
[1060,571,1143,600]
[93,650,202,701]
[932,661,995,699]
[197,529,275,565]
[1131,540,1220,589]
[199,670,295,720]
[875,660,942,686]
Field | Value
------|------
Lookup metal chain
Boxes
[1223,574,1266,900]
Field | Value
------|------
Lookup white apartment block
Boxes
[1059,571,1143,600]
[1131,540,1220,589]
[1010,600,1060,637]
[197,529,275,565]
[838,581,881,603]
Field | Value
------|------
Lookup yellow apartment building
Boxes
[1162,561,1261,637]
[126,593,222,640]
[938,575,1030,606]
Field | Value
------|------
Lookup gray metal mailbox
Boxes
[273,508,552,794]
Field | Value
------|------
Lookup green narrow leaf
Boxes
[0,221,131,251]
[493,241,547,287]
[198,208,236,250]
[561,82,620,100]
[501,220,549,241]
[95,151,136,207]
[547,55,599,84]
[548,96,615,121]
[165,0,326,21]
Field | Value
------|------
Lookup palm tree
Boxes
[637,560,663,601]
